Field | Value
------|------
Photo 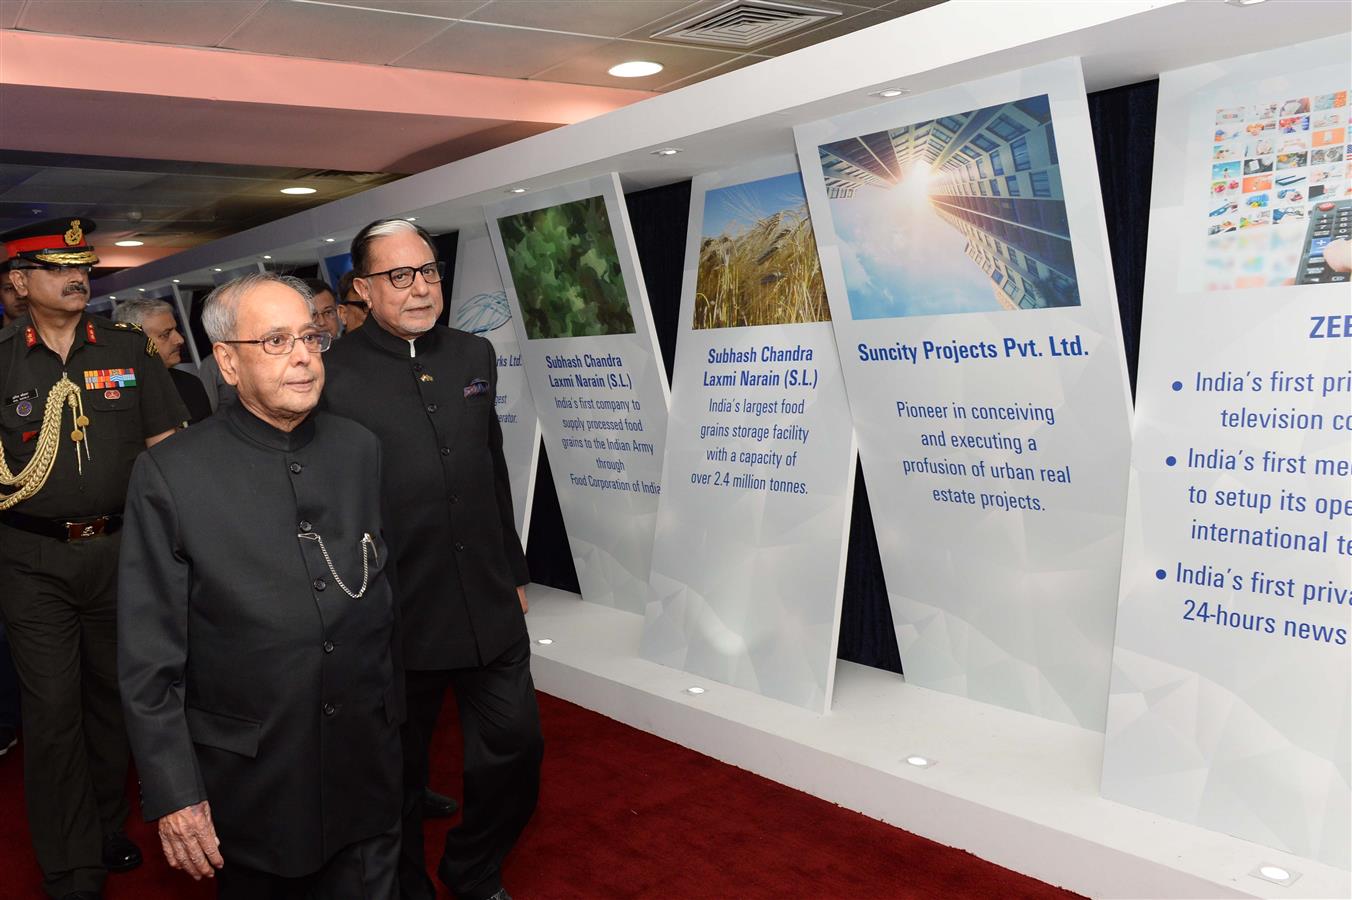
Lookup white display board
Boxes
[1101,36,1351,869]
[640,156,856,712]
[450,222,541,538]
[487,174,670,614]
[794,57,1134,729]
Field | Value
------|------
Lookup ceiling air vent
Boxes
[651,0,842,49]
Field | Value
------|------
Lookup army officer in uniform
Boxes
[118,273,403,898]
[0,219,186,899]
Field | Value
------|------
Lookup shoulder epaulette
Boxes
[107,319,159,357]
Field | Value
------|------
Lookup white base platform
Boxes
[523,585,1350,899]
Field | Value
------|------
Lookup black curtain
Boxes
[526,79,1159,675]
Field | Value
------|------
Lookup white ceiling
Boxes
[3,0,944,92]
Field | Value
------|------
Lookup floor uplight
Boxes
[1251,864,1299,886]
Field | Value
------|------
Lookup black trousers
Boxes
[217,817,401,900]
[0,620,19,728]
[399,635,543,900]
[0,526,130,898]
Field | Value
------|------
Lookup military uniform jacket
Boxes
[117,403,403,877]
[322,318,528,670]
[0,314,185,518]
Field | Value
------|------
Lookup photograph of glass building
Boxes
[818,94,1082,317]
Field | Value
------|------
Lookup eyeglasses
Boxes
[315,307,339,320]
[360,261,444,289]
[221,332,333,355]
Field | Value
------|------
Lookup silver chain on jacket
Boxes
[297,531,376,599]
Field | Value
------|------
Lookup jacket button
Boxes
[454,541,465,552]
[289,462,303,475]
[322,640,335,654]
[426,403,437,413]
[322,703,336,716]
[299,520,313,533]
[440,447,450,456]
[313,578,326,591]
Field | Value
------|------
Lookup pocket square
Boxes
[464,378,490,398]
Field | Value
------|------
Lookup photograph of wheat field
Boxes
[694,171,830,329]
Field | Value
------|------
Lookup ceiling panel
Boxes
[0,1,24,30]
[15,0,266,46]
[221,0,453,65]
[653,53,761,92]
[531,38,743,89]
[468,0,695,38]
[758,6,910,55]
[393,22,609,77]
[316,0,491,17]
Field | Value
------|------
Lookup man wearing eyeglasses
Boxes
[322,219,540,900]
[118,272,404,899]
[0,218,186,900]
[304,278,344,341]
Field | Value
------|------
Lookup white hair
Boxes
[201,272,314,343]
[112,298,174,327]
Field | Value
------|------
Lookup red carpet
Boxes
[0,692,1080,899]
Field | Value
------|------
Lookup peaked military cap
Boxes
[1,217,99,266]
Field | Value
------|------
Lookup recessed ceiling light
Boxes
[324,238,336,243]
[262,255,272,260]
[536,638,553,646]
[685,686,706,695]
[172,279,180,283]
[213,268,222,272]
[1224,0,1267,5]
[108,295,116,300]
[608,60,663,78]
[137,288,146,292]
[870,88,910,98]
[904,755,936,768]
[507,187,527,194]
[114,239,144,247]
[405,217,417,222]
[652,147,682,156]
[280,186,317,195]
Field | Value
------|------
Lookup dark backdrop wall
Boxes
[526,79,1158,675]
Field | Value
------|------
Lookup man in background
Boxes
[1,258,29,326]
[336,271,369,333]
[304,278,343,341]
[113,298,211,425]
[323,218,540,900]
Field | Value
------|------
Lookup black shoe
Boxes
[423,787,459,819]
[102,832,142,873]
[0,724,16,756]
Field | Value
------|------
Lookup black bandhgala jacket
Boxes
[117,402,403,877]
[322,318,528,671]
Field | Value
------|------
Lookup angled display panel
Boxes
[487,174,671,614]
[450,222,542,539]
[1101,35,1351,869]
[641,156,857,712]
[795,57,1135,729]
